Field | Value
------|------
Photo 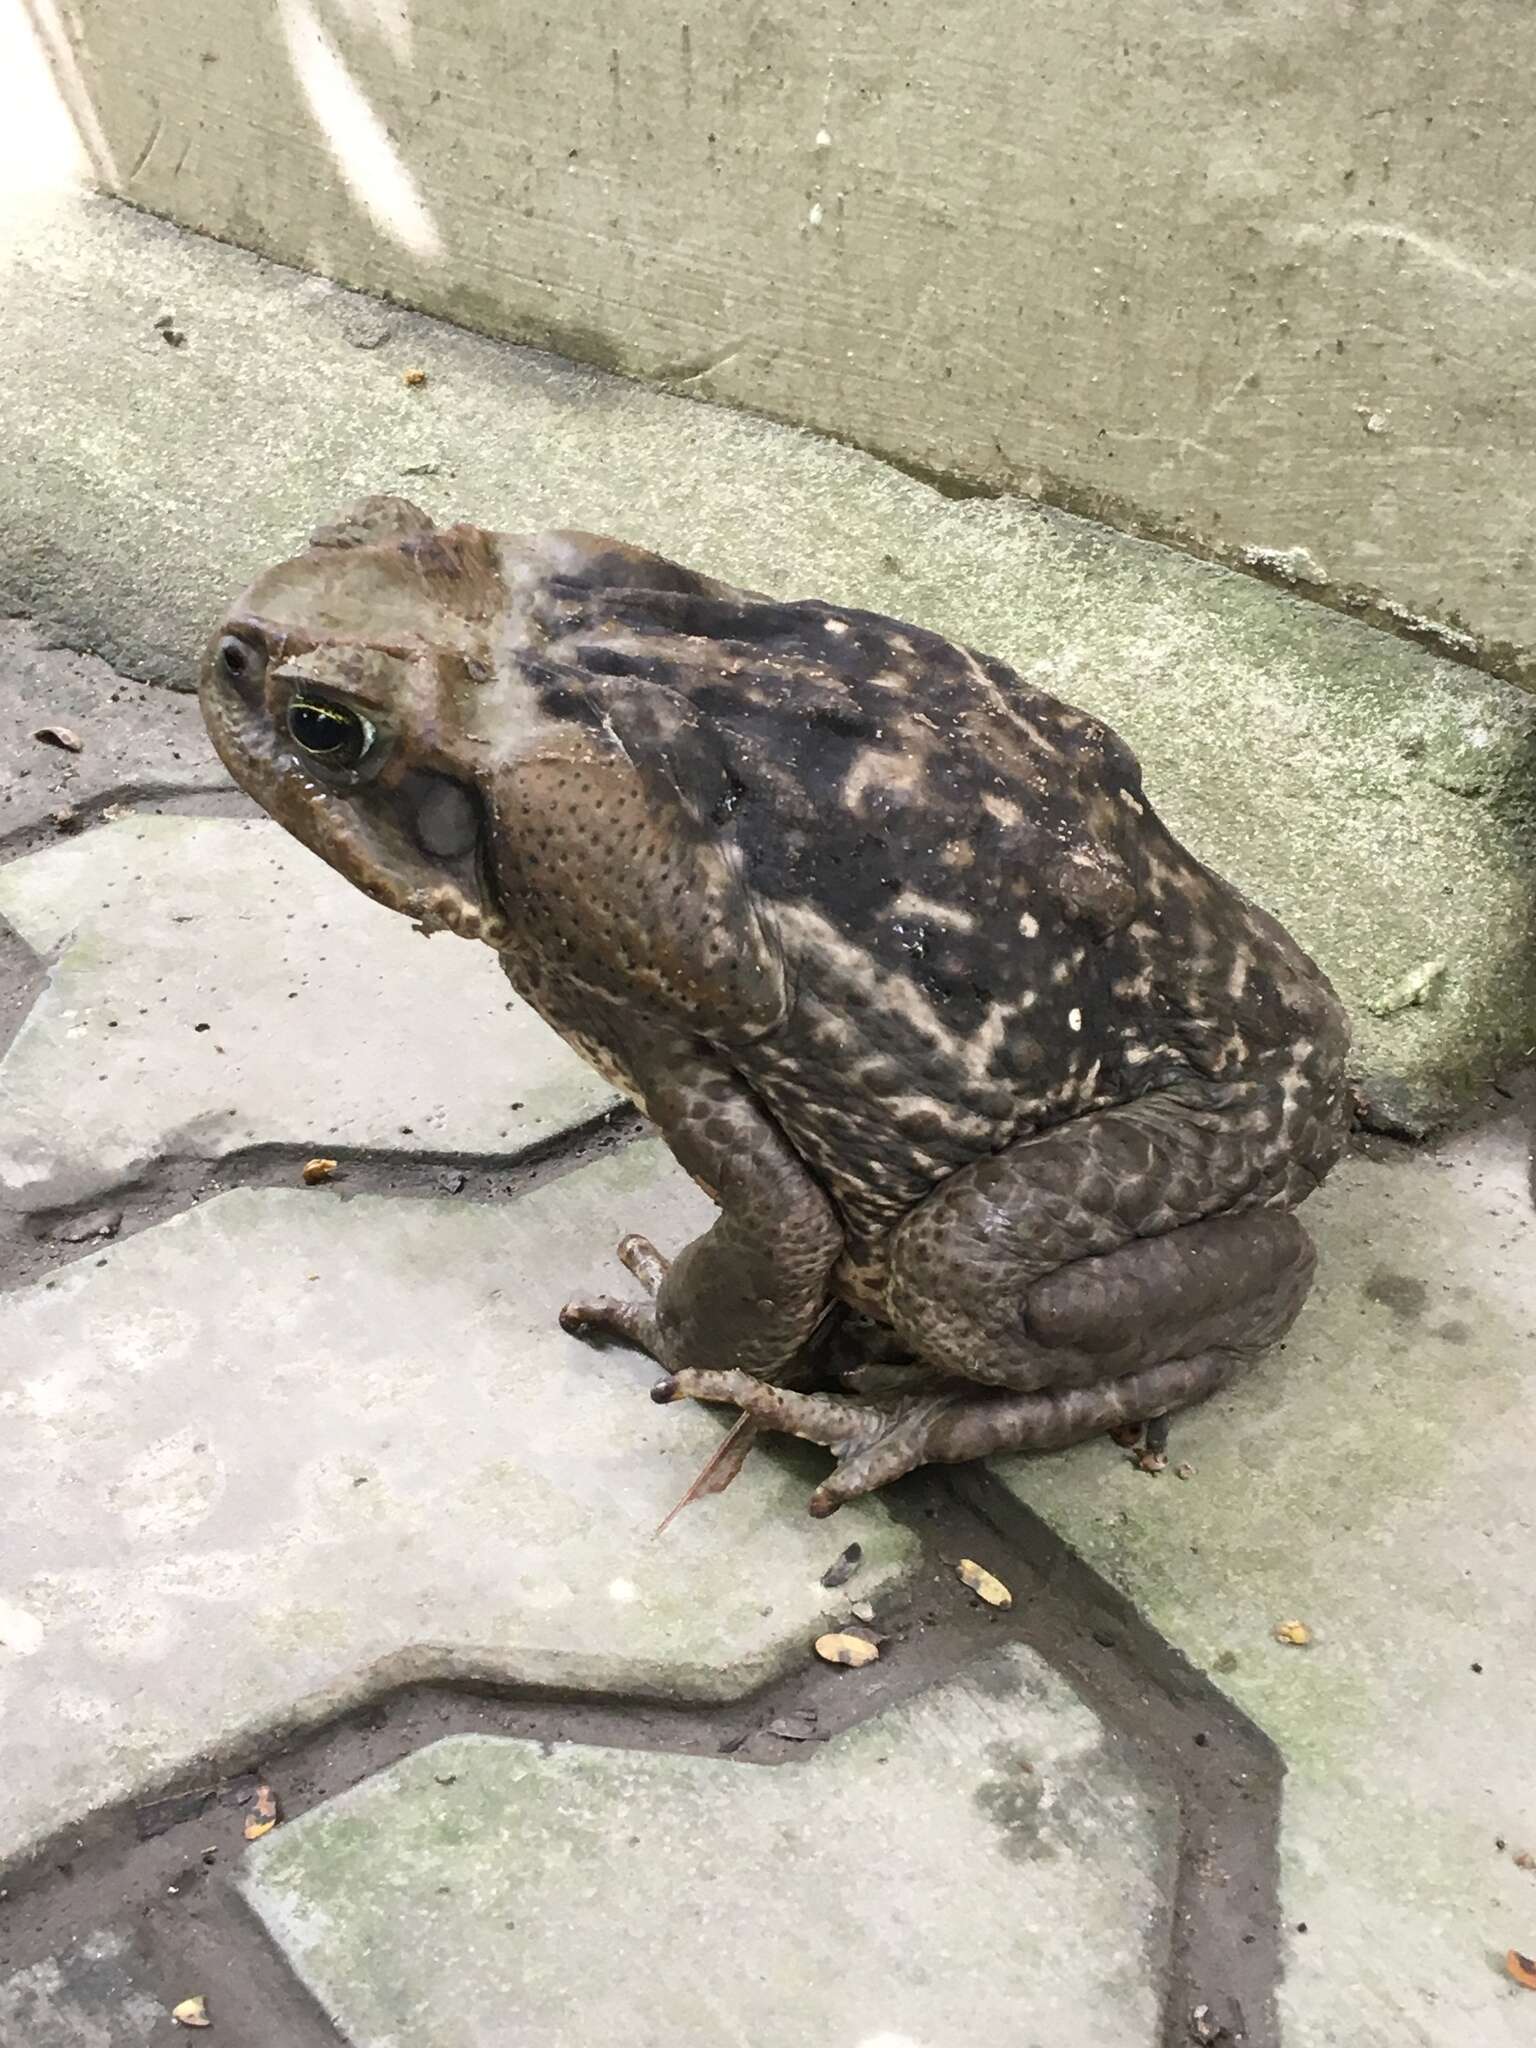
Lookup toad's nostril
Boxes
[215,633,267,701]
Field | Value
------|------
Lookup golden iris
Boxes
[286,697,373,770]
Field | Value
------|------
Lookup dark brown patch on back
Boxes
[528,581,1151,1048]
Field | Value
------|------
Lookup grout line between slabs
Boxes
[0,1105,649,1293]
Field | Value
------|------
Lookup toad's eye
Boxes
[286,696,375,770]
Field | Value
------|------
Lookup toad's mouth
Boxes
[199,648,510,950]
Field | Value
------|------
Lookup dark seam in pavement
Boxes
[0,781,246,868]
[20,1098,1493,1298]
[0,1107,649,1293]
[950,1467,1283,2048]
[0,1470,1282,2048]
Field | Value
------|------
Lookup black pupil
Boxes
[288,701,360,760]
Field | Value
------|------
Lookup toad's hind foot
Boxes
[1131,1411,1172,1473]
[558,1234,672,1356]
[659,1348,1247,1516]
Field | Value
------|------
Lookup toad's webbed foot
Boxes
[559,1235,670,1359]
[651,1369,941,1516]
[656,1349,1244,1516]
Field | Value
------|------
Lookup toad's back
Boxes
[520,563,1348,1253]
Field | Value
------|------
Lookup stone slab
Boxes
[0,617,229,847]
[21,0,1536,680]
[243,1645,1176,2048]
[0,813,618,1210]
[0,198,1530,1127]
[996,1112,1536,2047]
[0,1930,164,2048]
[0,1148,917,1869]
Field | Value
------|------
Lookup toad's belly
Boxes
[831,1239,898,1317]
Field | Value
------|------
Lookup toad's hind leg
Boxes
[658,1089,1326,1512]
[663,1207,1313,1512]
[660,1342,1246,1515]
[886,1083,1324,1395]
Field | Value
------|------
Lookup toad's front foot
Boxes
[559,1234,670,1359]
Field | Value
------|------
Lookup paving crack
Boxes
[0,1104,648,1293]
[950,1468,1282,2048]
[0,782,253,868]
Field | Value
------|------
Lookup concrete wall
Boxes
[21,0,1536,680]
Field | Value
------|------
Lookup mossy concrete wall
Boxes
[16,0,1536,686]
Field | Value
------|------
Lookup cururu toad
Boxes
[200,497,1350,1514]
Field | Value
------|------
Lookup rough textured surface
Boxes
[0,814,618,1210]
[18,0,1536,678]
[0,1930,164,2047]
[0,1148,917,1867]
[244,1648,1176,2048]
[996,1112,1536,2048]
[0,618,229,847]
[0,200,1530,1127]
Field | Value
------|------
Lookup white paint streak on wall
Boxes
[277,0,441,260]
[1290,219,1536,300]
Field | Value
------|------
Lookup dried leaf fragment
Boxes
[301,1157,338,1185]
[1507,1950,1536,1991]
[243,1784,279,1840]
[33,725,84,752]
[766,1709,820,1742]
[820,1542,863,1589]
[403,367,428,387]
[957,1558,1013,1609]
[814,1631,879,1668]
[1274,1620,1312,1647]
[171,1996,211,2028]
[653,1415,758,1536]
